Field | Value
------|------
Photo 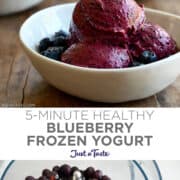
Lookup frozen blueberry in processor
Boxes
[41,47,64,60]
[25,164,111,180]
[93,170,103,179]
[38,176,49,180]
[25,176,36,180]
[102,175,111,180]
[139,51,158,64]
[52,166,60,173]
[58,164,71,178]
[42,169,53,178]
[84,167,95,179]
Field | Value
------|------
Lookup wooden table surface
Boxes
[0,0,179,107]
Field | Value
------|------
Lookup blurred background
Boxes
[1,0,179,16]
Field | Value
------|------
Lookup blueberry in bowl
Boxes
[139,51,158,64]
[38,30,69,61]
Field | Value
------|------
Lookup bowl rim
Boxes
[19,3,180,73]
[0,160,162,180]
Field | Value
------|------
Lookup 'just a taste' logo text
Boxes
[70,149,110,158]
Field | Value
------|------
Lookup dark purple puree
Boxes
[39,0,178,68]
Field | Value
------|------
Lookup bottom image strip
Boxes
[0,161,179,180]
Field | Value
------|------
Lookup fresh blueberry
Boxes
[41,47,64,60]
[58,164,71,178]
[55,30,68,38]
[52,36,68,47]
[25,176,36,180]
[38,38,52,52]
[139,51,158,64]
[131,60,144,67]
[84,167,95,179]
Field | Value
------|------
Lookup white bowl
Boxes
[19,3,180,103]
[0,0,43,15]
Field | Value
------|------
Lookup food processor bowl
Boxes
[1,160,162,180]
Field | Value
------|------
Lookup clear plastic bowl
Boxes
[1,160,162,180]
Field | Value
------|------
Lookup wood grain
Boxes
[0,0,179,107]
